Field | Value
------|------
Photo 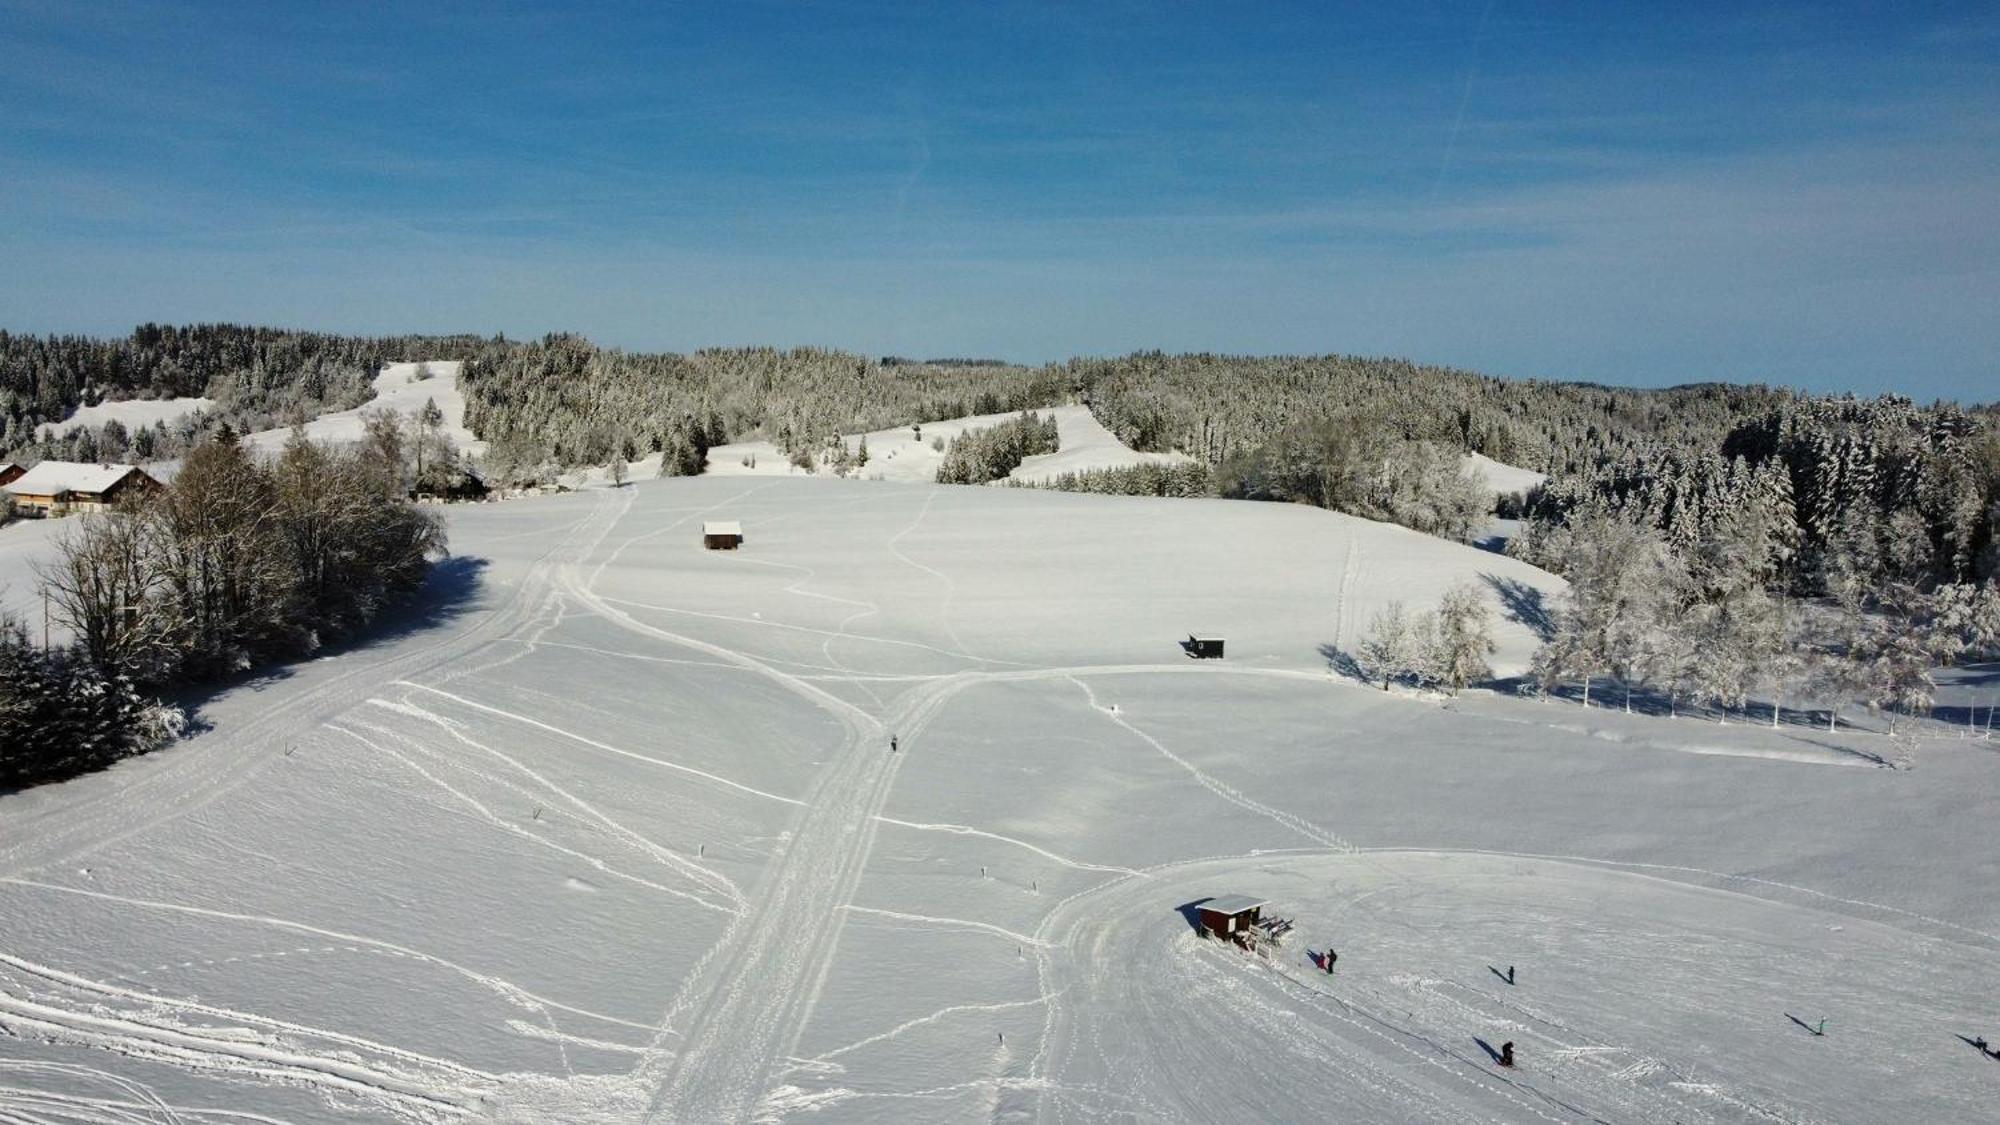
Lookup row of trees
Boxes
[1214,415,1491,542]
[1515,396,2000,594]
[1007,461,1215,497]
[934,413,1060,485]
[1524,512,2000,729]
[1354,584,1498,693]
[457,336,1071,480]
[8,426,447,788]
[1,324,490,462]
[42,428,447,683]
[1070,351,1789,477]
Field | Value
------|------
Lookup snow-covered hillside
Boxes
[1464,450,1545,497]
[34,396,217,441]
[2,478,1996,1123]
[242,361,483,458]
[704,404,1185,484]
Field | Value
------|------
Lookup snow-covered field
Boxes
[34,397,218,442]
[3,477,1997,1123]
[242,362,483,459]
[1464,451,1546,498]
[704,405,1189,485]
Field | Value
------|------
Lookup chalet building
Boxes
[0,463,23,489]
[2,462,164,517]
[703,520,744,550]
[1183,633,1225,659]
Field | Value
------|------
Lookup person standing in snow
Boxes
[1500,1041,1515,1068]
[890,734,898,752]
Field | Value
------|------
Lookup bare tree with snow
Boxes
[1432,582,1495,693]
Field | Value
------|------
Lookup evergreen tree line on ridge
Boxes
[6,325,1996,738]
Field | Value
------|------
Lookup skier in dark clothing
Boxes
[890,734,898,752]
[1325,950,1337,973]
[1499,1041,1515,1068]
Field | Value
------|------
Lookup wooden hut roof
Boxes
[1197,895,1267,916]
[703,520,743,536]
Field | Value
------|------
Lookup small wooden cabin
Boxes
[702,520,744,550]
[1184,634,1225,659]
[1194,895,1266,940]
[3,462,163,517]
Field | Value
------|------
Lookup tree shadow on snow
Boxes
[1482,573,1555,643]
[178,555,492,714]
[5,556,497,797]
[1316,642,1366,684]
[1939,662,2000,689]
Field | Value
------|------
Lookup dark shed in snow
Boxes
[1183,634,1225,659]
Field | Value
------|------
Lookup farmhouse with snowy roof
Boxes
[703,520,744,550]
[3,461,163,518]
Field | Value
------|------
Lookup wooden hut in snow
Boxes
[1193,895,1266,940]
[702,520,744,550]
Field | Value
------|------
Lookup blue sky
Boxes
[3,1,1995,400]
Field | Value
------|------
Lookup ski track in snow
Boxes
[363,694,755,906]
[0,495,623,882]
[882,489,978,664]
[330,720,737,910]
[0,949,492,1120]
[1068,675,1356,853]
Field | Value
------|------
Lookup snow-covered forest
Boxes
[0,325,488,462]
[8,325,1998,747]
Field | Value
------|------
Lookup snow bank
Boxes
[1007,407,1194,484]
[1463,450,1544,497]
[703,404,1181,484]
[241,361,483,458]
[35,396,216,440]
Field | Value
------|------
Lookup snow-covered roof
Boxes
[3,461,153,497]
[1198,895,1267,916]
[704,520,743,536]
